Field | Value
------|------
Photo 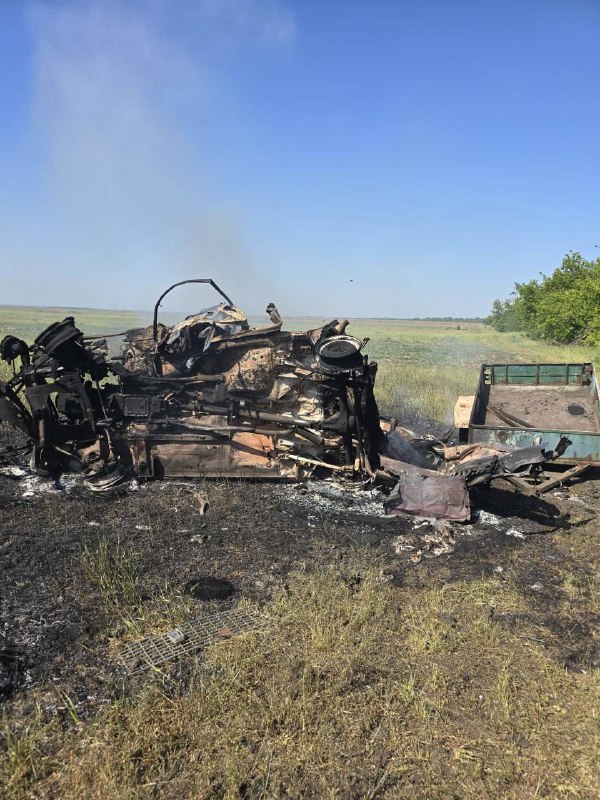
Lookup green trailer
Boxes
[455,363,600,492]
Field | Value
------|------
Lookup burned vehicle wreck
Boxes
[0,280,556,520]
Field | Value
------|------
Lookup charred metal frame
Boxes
[0,280,552,518]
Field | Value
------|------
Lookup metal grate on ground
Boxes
[120,607,266,675]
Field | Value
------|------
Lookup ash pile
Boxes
[0,278,557,521]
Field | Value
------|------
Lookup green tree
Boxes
[489,251,600,344]
[488,297,522,332]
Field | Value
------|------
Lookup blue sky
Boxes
[0,0,598,318]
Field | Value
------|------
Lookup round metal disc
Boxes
[316,336,361,359]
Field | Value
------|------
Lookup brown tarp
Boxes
[384,474,470,522]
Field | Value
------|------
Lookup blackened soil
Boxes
[1,459,599,720]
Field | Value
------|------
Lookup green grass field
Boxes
[0,305,145,343]
[1,306,599,799]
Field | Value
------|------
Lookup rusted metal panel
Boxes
[385,474,470,522]
[469,427,600,464]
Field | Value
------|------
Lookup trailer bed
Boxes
[458,362,600,465]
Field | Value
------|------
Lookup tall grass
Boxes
[376,361,475,423]
[81,536,141,612]
[2,566,598,799]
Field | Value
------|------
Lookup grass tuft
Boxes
[81,535,141,612]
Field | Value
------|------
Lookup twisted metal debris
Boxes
[0,279,552,519]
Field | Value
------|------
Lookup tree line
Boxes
[488,251,600,344]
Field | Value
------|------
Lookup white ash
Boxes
[0,466,28,478]
[472,509,503,526]
[284,480,387,517]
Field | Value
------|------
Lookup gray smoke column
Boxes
[25,0,295,311]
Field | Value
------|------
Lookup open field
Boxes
[0,305,146,345]
[1,306,599,799]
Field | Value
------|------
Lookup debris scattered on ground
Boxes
[385,473,471,522]
[475,509,503,526]
[0,465,596,707]
[0,465,27,478]
[287,480,387,518]
[184,489,209,515]
[119,607,265,675]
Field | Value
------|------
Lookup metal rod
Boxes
[152,279,234,346]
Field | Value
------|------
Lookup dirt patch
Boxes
[485,384,599,431]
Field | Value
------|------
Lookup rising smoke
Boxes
[22,0,295,313]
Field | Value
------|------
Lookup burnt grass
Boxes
[1,456,599,716]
